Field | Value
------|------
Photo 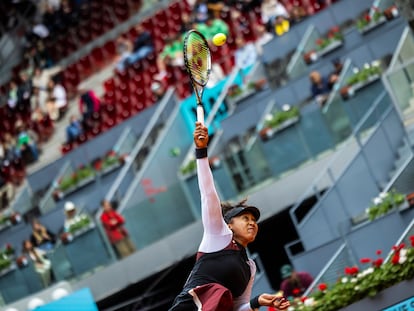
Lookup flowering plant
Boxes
[287,238,414,311]
[366,189,405,221]
[356,6,384,31]
[315,26,343,51]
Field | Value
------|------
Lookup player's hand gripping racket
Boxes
[183,30,211,125]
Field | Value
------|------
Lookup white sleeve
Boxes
[197,157,232,253]
[233,259,257,311]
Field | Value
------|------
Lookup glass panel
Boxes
[387,63,414,113]
[38,161,71,214]
[287,25,320,79]
[113,128,138,156]
[122,182,195,248]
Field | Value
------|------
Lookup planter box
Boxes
[226,88,256,107]
[260,116,300,141]
[0,263,17,277]
[358,16,387,35]
[351,200,410,226]
[341,278,414,311]
[61,174,96,197]
[340,74,381,100]
[304,40,343,65]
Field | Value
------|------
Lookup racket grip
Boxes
[197,105,204,124]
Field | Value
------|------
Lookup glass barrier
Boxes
[384,58,414,117]
[10,183,33,216]
[38,161,71,214]
[122,181,195,249]
[286,25,320,79]
[289,91,404,252]
[113,128,138,157]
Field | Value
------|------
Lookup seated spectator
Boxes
[115,25,154,72]
[63,201,78,232]
[22,239,53,287]
[279,264,313,299]
[15,120,39,164]
[0,174,15,211]
[309,70,331,107]
[196,13,230,42]
[65,115,83,144]
[274,15,290,36]
[46,78,67,121]
[234,37,258,70]
[260,0,290,33]
[154,36,184,80]
[150,80,167,101]
[7,80,19,112]
[255,24,274,56]
[194,0,209,23]
[78,89,101,125]
[2,133,20,162]
[289,4,308,25]
[30,218,56,251]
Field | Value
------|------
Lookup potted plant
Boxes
[366,189,406,221]
[304,26,343,64]
[356,6,386,34]
[286,239,414,311]
[259,105,300,140]
[340,61,382,99]
[383,5,399,20]
[0,256,12,274]
[180,158,197,177]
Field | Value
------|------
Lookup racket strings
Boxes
[185,34,210,86]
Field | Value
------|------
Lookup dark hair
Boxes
[221,198,250,217]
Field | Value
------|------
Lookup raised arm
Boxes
[194,123,232,253]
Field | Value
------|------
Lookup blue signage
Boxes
[383,296,414,311]
[36,288,98,311]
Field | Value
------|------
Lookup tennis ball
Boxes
[212,33,227,46]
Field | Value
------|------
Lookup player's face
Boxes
[228,212,258,247]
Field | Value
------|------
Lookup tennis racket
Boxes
[183,30,211,124]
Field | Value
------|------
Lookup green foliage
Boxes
[0,257,12,271]
[58,165,95,192]
[366,189,406,221]
[180,159,197,176]
[346,64,382,86]
[315,26,343,51]
[356,10,384,31]
[290,242,414,311]
[68,215,92,234]
[264,106,300,129]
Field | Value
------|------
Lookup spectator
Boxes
[78,89,100,124]
[309,70,331,107]
[289,4,308,25]
[196,14,230,42]
[260,0,289,33]
[0,174,15,211]
[234,37,258,70]
[46,78,67,121]
[154,36,184,80]
[63,201,79,232]
[100,199,136,258]
[274,15,290,36]
[7,80,19,111]
[15,120,39,164]
[30,218,56,251]
[65,115,83,144]
[279,264,314,298]
[22,240,53,287]
[255,24,274,56]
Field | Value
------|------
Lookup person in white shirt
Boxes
[234,37,258,70]
[46,79,67,120]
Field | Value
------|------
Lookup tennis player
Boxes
[169,122,290,311]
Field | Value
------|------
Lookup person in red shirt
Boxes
[279,264,314,299]
[100,199,136,258]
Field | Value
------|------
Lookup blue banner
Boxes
[383,296,414,311]
[36,288,98,311]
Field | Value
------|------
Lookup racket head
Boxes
[183,30,212,88]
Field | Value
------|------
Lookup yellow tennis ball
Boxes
[212,33,227,46]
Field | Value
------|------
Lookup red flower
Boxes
[391,254,400,265]
[351,266,359,275]
[376,249,382,255]
[300,296,308,303]
[344,267,353,275]
[330,26,340,33]
[365,14,371,22]
[316,38,323,46]
[373,258,383,268]
[392,243,405,252]
[292,288,301,295]
[318,283,327,291]
[360,257,371,264]
[410,235,414,247]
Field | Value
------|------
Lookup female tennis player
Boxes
[169,122,290,311]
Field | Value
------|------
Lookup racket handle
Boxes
[197,105,204,124]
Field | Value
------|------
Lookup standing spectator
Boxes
[65,115,83,144]
[0,174,15,211]
[260,0,290,33]
[22,240,53,287]
[63,201,78,232]
[30,218,56,252]
[100,199,136,259]
[279,264,314,299]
